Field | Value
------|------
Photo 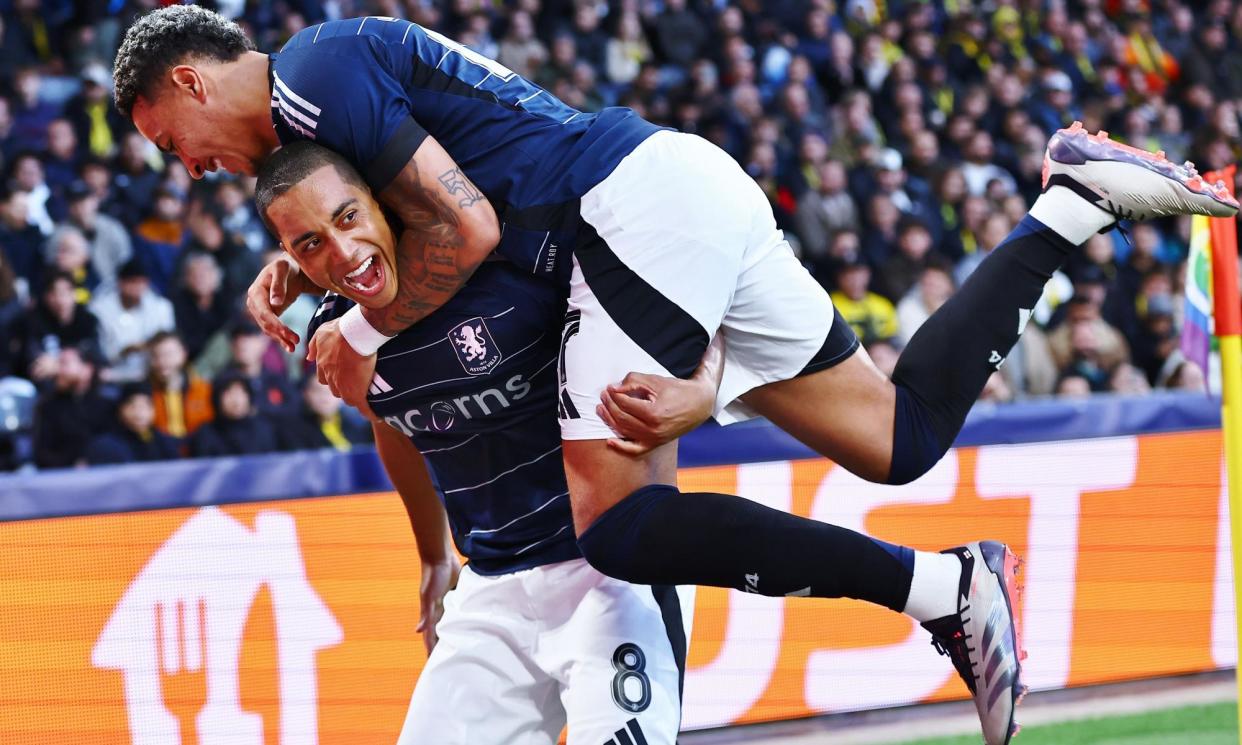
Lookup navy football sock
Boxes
[887,215,1073,484]
[577,484,914,611]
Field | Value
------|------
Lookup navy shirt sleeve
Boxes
[272,35,428,191]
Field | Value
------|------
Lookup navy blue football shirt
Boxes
[270,16,663,286]
[308,262,579,575]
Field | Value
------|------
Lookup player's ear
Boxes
[170,65,205,101]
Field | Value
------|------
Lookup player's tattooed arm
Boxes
[363,137,500,336]
[438,167,485,209]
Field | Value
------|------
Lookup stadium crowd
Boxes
[0,0,1238,470]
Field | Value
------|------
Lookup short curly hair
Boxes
[113,5,254,118]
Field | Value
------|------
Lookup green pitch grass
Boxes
[901,702,1238,745]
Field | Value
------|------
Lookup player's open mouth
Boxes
[342,256,385,296]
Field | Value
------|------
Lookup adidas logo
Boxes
[602,718,648,745]
[368,372,394,396]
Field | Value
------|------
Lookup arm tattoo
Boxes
[437,167,485,209]
[361,160,487,335]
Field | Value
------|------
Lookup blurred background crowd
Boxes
[0,0,1239,470]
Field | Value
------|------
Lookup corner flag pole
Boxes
[1207,166,1242,736]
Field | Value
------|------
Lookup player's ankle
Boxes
[1029,185,1114,245]
[902,550,963,622]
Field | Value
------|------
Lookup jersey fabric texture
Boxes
[307,262,576,575]
[270,16,663,286]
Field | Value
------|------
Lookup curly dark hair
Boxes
[113,5,254,118]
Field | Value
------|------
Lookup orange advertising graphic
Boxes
[0,430,1230,742]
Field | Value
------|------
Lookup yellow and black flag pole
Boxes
[1205,166,1242,735]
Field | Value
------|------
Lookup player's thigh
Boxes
[537,562,689,745]
[741,345,897,482]
[397,570,564,745]
[559,131,761,443]
[711,216,896,479]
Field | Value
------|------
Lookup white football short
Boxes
[558,130,858,440]
[396,558,694,744]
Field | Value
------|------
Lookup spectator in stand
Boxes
[1048,295,1130,386]
[42,119,81,204]
[111,131,162,228]
[8,151,53,235]
[0,252,24,378]
[1055,373,1093,398]
[794,159,860,264]
[1160,359,1207,392]
[190,371,278,457]
[535,32,578,92]
[222,320,297,418]
[955,213,1013,287]
[0,184,43,294]
[131,185,187,296]
[497,10,547,80]
[32,345,112,469]
[277,374,372,453]
[49,180,132,288]
[653,0,706,68]
[861,194,901,268]
[570,2,608,75]
[458,11,499,61]
[1029,70,1080,137]
[17,271,100,384]
[605,11,651,86]
[1179,22,1242,104]
[1113,223,1167,340]
[879,219,940,303]
[89,259,174,384]
[85,382,181,465]
[829,260,897,346]
[1131,291,1184,388]
[46,227,98,304]
[6,0,1242,465]
[183,207,263,305]
[147,330,214,442]
[0,95,14,163]
[215,179,267,254]
[1109,362,1152,396]
[8,67,58,154]
[64,64,125,160]
[960,131,1018,197]
[171,251,232,364]
[78,156,127,224]
[869,148,935,226]
[895,258,955,348]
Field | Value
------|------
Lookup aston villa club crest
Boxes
[450,318,503,375]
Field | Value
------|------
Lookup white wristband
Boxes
[339,304,394,356]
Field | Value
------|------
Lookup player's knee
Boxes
[886,384,951,485]
[576,484,674,583]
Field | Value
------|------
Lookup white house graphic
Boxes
[92,507,343,744]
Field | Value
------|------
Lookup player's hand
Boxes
[597,334,724,456]
[597,372,716,456]
[417,559,461,654]
[307,319,381,420]
[246,255,319,353]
